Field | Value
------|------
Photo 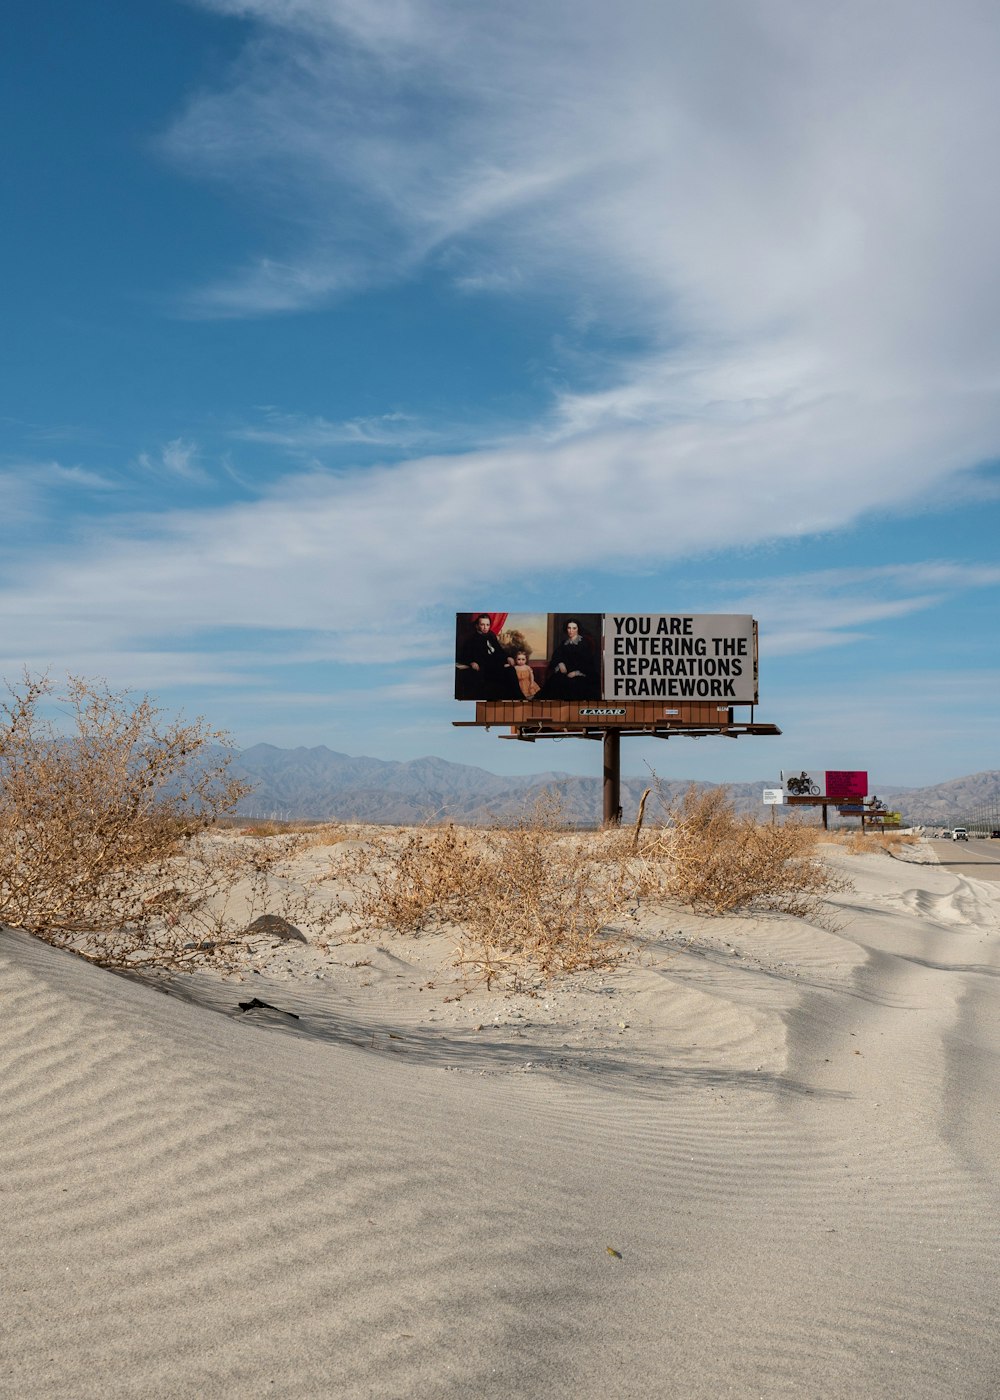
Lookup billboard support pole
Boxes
[603,730,621,827]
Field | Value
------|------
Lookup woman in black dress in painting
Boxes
[537,618,599,700]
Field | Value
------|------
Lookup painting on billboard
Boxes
[454,613,602,701]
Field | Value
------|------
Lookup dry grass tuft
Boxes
[0,673,338,968]
[233,818,354,847]
[342,793,635,987]
[1,678,852,987]
[339,785,850,986]
[636,783,848,918]
[300,824,354,847]
[822,829,921,855]
[231,817,304,837]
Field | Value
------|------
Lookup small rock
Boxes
[244,914,307,943]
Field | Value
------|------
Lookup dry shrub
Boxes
[0,672,336,968]
[233,817,305,837]
[85,829,342,967]
[342,786,850,984]
[642,784,846,918]
[300,824,354,847]
[823,829,920,855]
[343,794,634,985]
[345,821,476,933]
[459,798,635,983]
[232,818,353,846]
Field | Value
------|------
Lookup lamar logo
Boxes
[580,707,626,716]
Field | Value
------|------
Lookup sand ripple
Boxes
[3,847,1000,1398]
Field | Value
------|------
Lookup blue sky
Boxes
[4,0,1000,788]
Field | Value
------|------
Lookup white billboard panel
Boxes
[602,614,757,704]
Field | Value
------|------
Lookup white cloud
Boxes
[169,1,1000,369]
[234,410,439,450]
[43,463,117,491]
[155,1,1000,544]
[0,461,117,532]
[6,460,116,492]
[6,0,999,729]
[137,438,207,481]
[717,563,1000,653]
[0,413,994,674]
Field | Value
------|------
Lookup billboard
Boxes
[455,613,758,704]
[825,770,868,799]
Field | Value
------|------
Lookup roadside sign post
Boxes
[604,729,621,826]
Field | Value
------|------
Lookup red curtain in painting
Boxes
[469,612,508,633]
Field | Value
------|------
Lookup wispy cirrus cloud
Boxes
[169,0,1000,373]
[0,414,995,672]
[155,0,1000,557]
[6,0,998,754]
[136,438,207,482]
[0,460,117,526]
[716,563,1000,654]
[234,410,439,451]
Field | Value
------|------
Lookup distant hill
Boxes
[231,745,1000,826]
[232,745,577,823]
[874,772,1000,827]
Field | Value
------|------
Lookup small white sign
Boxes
[762,789,785,805]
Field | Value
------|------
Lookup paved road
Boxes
[927,837,1000,882]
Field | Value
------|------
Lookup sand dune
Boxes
[3,843,1000,1398]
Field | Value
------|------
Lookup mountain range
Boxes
[231,744,1000,827]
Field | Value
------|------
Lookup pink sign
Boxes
[825,770,868,799]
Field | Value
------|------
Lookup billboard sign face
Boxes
[762,789,785,805]
[825,770,868,799]
[455,612,759,704]
[603,614,756,703]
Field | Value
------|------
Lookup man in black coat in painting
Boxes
[456,615,522,700]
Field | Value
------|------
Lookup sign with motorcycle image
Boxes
[783,772,822,796]
[782,771,870,799]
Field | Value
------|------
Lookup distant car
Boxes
[992,830,1000,839]
[952,828,968,841]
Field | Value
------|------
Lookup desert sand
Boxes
[3,837,1000,1399]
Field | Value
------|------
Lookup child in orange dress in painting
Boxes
[513,650,540,699]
